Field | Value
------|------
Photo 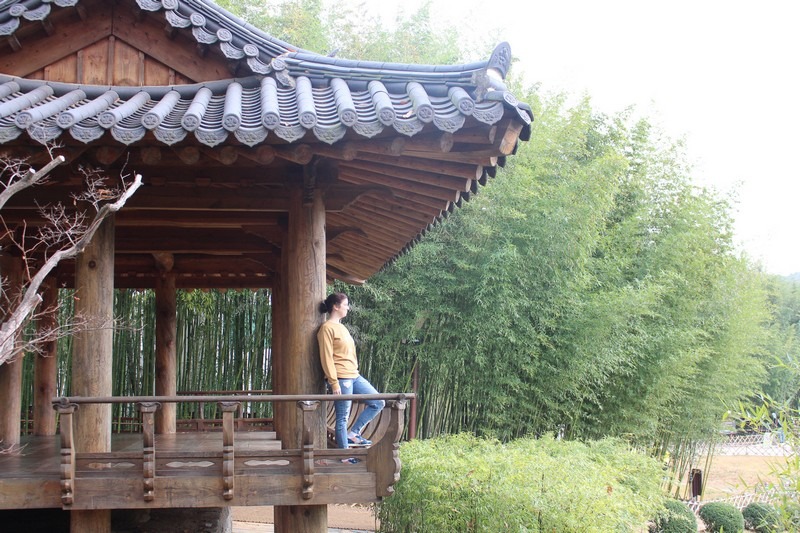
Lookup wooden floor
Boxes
[0,431,281,480]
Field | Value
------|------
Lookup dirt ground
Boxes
[703,454,786,499]
[232,504,378,531]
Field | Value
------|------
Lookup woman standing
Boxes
[318,292,384,449]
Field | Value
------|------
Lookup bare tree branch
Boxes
[0,153,142,366]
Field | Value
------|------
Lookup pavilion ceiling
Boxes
[0,0,532,289]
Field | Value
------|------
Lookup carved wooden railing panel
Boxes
[51,393,412,509]
[367,400,405,497]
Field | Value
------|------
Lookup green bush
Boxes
[649,499,697,533]
[777,501,800,531]
[697,502,744,533]
[742,502,780,532]
[378,433,664,532]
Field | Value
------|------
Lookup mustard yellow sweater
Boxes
[317,320,359,392]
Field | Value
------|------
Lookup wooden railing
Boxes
[51,393,412,510]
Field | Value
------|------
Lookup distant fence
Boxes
[698,433,793,457]
[686,488,796,513]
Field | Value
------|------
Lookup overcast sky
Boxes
[365,0,800,275]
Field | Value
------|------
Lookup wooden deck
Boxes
[0,396,406,511]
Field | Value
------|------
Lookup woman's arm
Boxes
[317,324,341,393]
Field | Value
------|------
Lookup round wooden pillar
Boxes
[33,277,58,436]
[0,254,24,450]
[155,273,177,434]
[273,185,327,532]
[71,216,115,533]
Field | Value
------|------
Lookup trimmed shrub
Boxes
[742,502,780,533]
[698,502,744,533]
[378,433,665,532]
[649,499,697,533]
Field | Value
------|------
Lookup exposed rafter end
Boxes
[7,35,21,52]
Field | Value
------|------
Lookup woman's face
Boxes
[335,298,350,317]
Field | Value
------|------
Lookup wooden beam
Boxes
[3,185,293,212]
[338,172,448,211]
[356,151,482,182]
[115,228,282,254]
[323,184,393,212]
[338,165,459,203]
[340,158,471,192]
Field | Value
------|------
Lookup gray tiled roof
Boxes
[0,0,531,148]
[0,71,530,147]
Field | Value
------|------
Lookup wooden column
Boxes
[0,254,24,449]
[271,256,287,441]
[273,177,327,532]
[34,277,59,436]
[71,216,115,533]
[155,272,177,434]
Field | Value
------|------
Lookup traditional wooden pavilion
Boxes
[0,0,532,531]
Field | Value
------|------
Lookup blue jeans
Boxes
[334,375,385,449]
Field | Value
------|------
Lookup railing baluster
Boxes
[219,401,240,501]
[55,402,77,506]
[299,400,319,500]
[137,402,160,502]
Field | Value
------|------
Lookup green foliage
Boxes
[214,0,468,64]
[378,433,664,533]
[742,502,780,533]
[649,499,697,533]
[697,502,744,533]
[348,89,770,447]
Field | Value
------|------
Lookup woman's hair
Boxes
[319,292,348,314]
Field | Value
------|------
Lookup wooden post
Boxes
[273,171,328,532]
[34,277,59,436]
[220,401,239,500]
[271,246,287,441]
[155,272,177,434]
[138,402,159,502]
[0,254,24,449]
[71,216,115,533]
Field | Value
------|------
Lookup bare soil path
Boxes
[232,504,378,532]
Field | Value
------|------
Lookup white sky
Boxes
[361,0,800,275]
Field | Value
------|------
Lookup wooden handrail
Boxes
[53,393,413,406]
[51,393,412,508]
